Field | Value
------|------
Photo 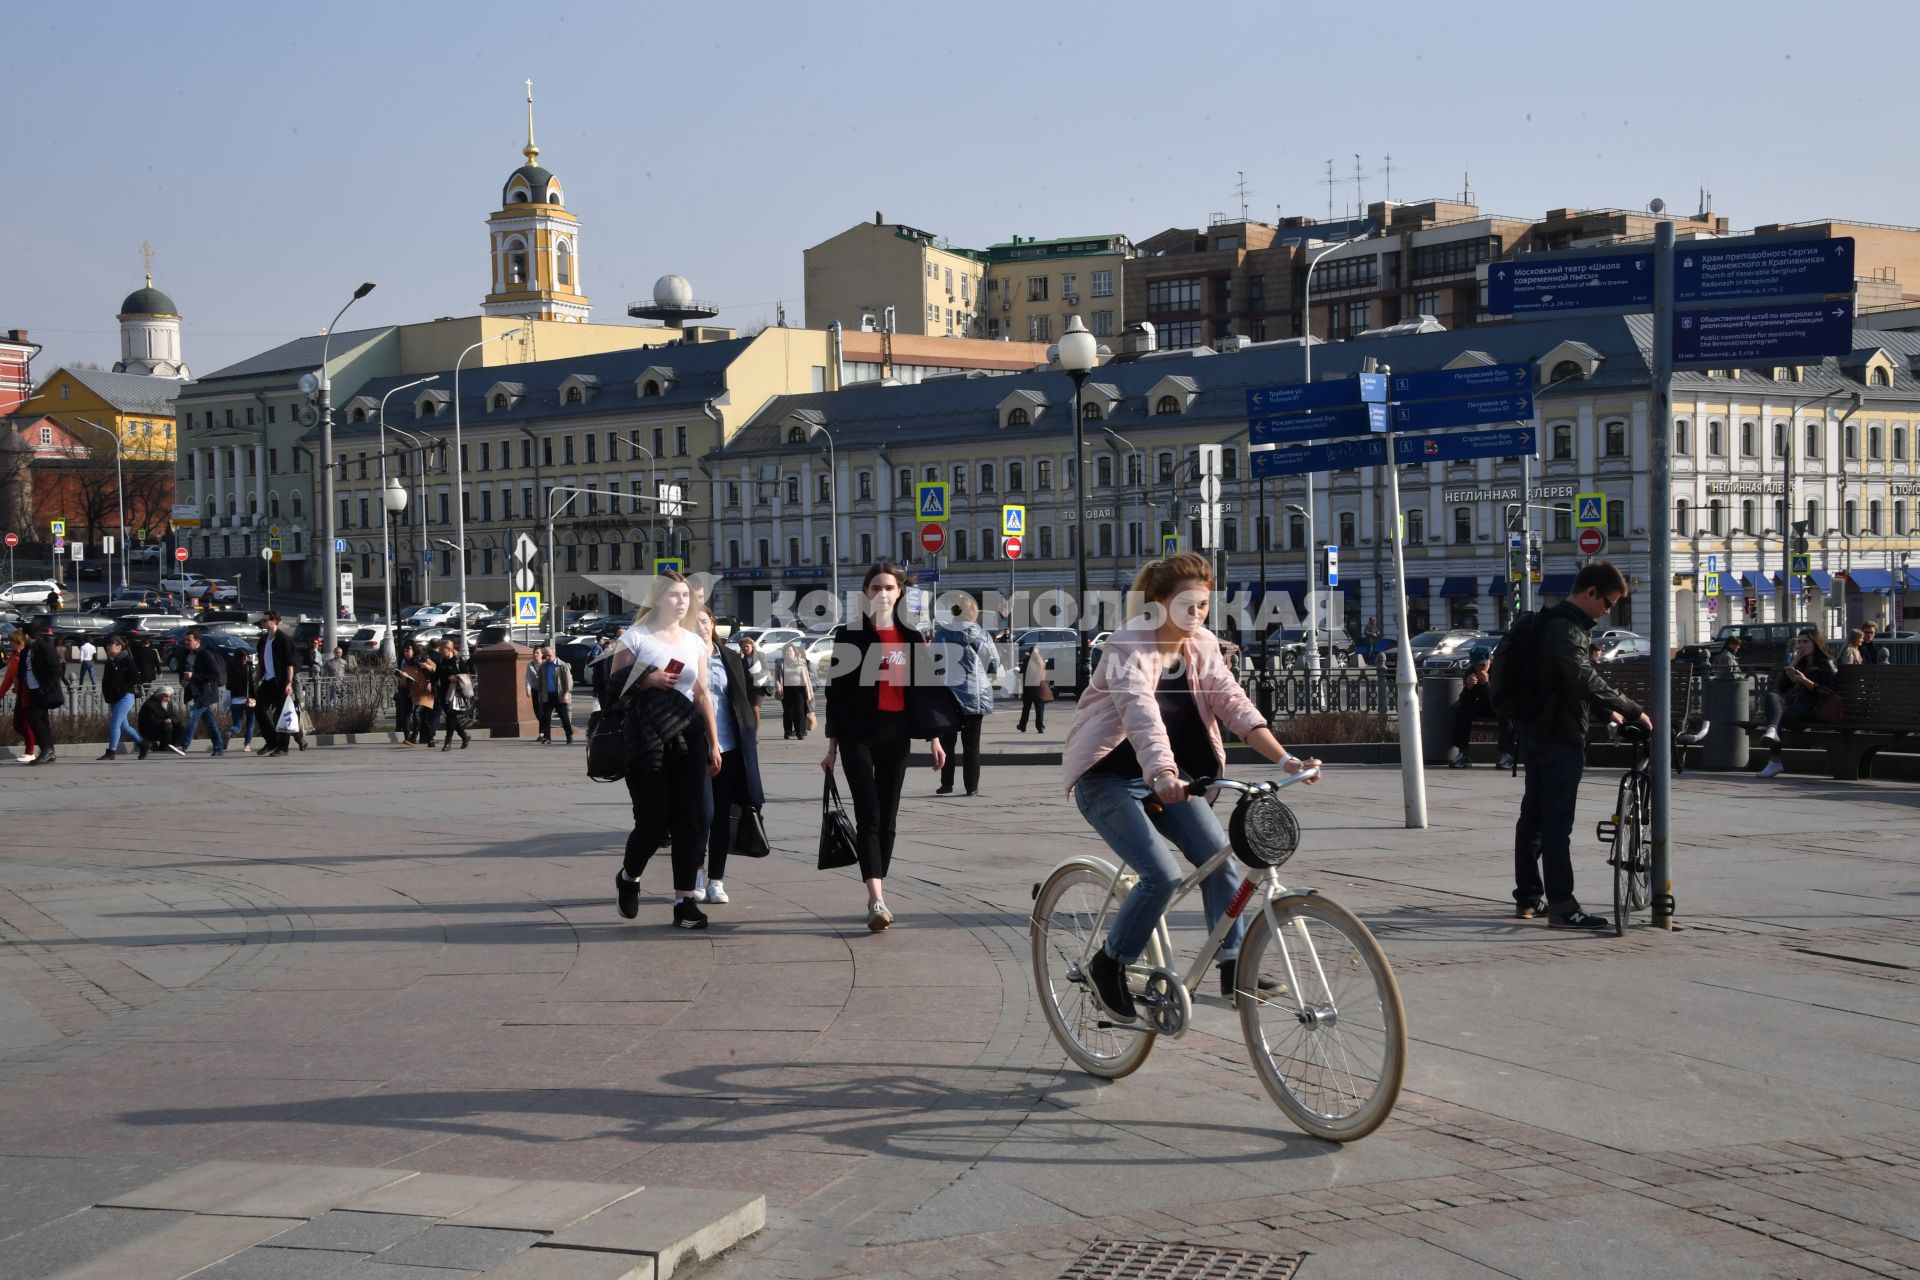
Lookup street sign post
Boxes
[174,547,189,562]
[915,482,949,522]
[1389,392,1533,433]
[652,557,684,575]
[1325,544,1339,589]
[1488,250,1653,315]
[1162,533,1180,557]
[1244,372,1387,415]
[334,538,348,555]
[1671,300,1854,367]
[1001,504,1025,537]
[514,591,542,624]
[920,522,946,555]
[1703,571,1721,597]
[1385,363,1531,401]
[1577,527,1607,557]
[50,520,65,538]
[1674,236,1855,303]
[1249,403,1388,446]
[1391,426,1537,466]
[260,547,274,562]
[1252,436,1387,479]
[1574,493,1606,529]
[3,533,15,547]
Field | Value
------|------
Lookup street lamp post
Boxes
[451,327,526,654]
[617,435,660,559]
[1059,316,1098,690]
[1296,230,1368,677]
[319,282,376,658]
[1285,504,1314,683]
[802,420,839,620]
[73,417,127,590]
[376,376,436,664]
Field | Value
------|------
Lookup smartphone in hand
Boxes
[662,658,685,679]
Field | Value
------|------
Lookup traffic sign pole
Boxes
[1649,217,1677,931]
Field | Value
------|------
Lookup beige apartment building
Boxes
[980,234,1133,345]
[804,216,987,337]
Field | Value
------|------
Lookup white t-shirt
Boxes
[79,642,97,662]
[617,625,707,702]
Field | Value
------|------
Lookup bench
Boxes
[1769,666,1920,780]
[1588,664,1701,738]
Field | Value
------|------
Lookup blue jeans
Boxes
[107,694,141,751]
[1074,772,1245,965]
[229,701,254,746]
[181,703,226,752]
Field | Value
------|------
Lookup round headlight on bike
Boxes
[1229,793,1300,869]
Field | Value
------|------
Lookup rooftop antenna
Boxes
[1382,152,1393,204]
[1323,159,1337,223]
[1353,153,1365,216]
[1236,170,1251,221]
[1461,170,1474,204]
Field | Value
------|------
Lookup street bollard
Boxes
[1418,675,1463,767]
[1701,672,1753,771]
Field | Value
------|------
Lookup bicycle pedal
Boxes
[1595,821,1619,844]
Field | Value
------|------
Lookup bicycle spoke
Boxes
[1032,865,1154,1078]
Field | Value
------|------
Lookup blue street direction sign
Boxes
[1487,250,1652,315]
[1389,391,1534,433]
[334,538,347,554]
[1386,362,1531,402]
[1675,236,1854,304]
[1249,402,1387,446]
[1244,372,1386,416]
[1252,437,1388,479]
[1325,544,1339,588]
[1391,426,1536,466]
[1671,300,1854,367]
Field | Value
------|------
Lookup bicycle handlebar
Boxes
[1612,721,1711,747]
[1188,768,1321,795]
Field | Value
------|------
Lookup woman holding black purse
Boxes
[821,561,950,932]
[691,607,765,906]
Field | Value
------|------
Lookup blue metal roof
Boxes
[1846,568,1894,591]
[1540,572,1576,595]
[1439,575,1478,598]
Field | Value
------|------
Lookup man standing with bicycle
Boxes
[1501,561,1649,929]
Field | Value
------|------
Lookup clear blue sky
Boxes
[10,0,1912,377]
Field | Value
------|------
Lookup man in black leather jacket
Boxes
[1511,561,1648,929]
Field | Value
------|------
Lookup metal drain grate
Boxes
[1059,1239,1303,1280]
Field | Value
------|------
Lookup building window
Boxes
[897,467,912,497]
[1845,499,1858,535]
[1869,424,1884,460]
[1603,420,1627,457]
[786,477,799,504]
[563,435,575,463]
[1551,423,1573,459]
[1606,500,1625,537]
[1096,456,1113,487]
[677,426,687,455]
[1038,526,1054,559]
[1155,395,1180,415]
[1845,423,1859,460]
[1145,277,1202,310]
[1007,407,1029,427]
[1007,461,1024,492]
[1709,420,1726,456]
[1091,270,1113,297]
[1405,509,1424,545]
[1037,460,1053,490]
[1345,300,1370,333]
[1026,276,1049,302]
[1338,512,1357,545]
[1869,499,1883,535]
[1550,359,1584,382]
[1675,498,1690,535]
[1673,419,1691,454]
[1289,514,1305,548]
[1453,506,1472,545]
[979,463,995,494]
[1895,426,1908,461]
[1740,420,1756,457]
[508,239,528,285]
[1805,421,1821,460]
[1091,310,1114,337]
[1082,401,1102,421]
[859,471,873,499]
[954,528,969,560]
[1871,366,1892,387]
[817,474,829,503]
[1158,320,1204,349]
[556,241,572,285]
[1552,508,1571,541]
[1027,315,1051,342]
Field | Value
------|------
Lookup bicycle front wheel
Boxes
[1031,862,1155,1079]
[1237,894,1405,1141]
[1612,771,1650,935]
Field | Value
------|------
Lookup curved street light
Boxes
[375,375,437,664]
[319,282,376,656]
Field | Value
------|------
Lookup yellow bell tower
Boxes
[484,81,590,323]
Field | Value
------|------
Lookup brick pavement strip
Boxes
[2,735,1919,1279]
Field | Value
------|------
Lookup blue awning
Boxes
[1540,572,1576,596]
[1802,570,1833,591]
[1439,575,1478,598]
[1402,576,1429,598]
[1907,568,1920,591]
[1486,574,1509,597]
[1237,580,1306,603]
[1740,570,1776,597]
[1845,568,1894,592]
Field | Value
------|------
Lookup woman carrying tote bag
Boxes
[820,561,948,932]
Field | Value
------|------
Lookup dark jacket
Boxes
[226,650,257,701]
[712,645,766,806]
[1522,600,1641,746]
[825,619,953,744]
[180,645,225,705]
[1774,653,1838,706]
[102,652,140,703]
[132,637,160,685]
[433,653,473,710]
[24,635,61,703]
[622,683,699,774]
[138,692,185,742]
[257,628,296,692]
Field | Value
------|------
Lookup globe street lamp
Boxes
[1058,315,1098,689]
[802,419,839,621]
[376,375,436,665]
[452,326,528,654]
[319,282,376,657]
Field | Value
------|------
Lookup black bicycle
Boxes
[1595,718,1709,936]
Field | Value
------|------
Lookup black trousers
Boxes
[23,690,54,754]
[257,684,290,752]
[624,727,710,893]
[1017,690,1047,731]
[706,747,750,882]
[781,687,810,738]
[1451,688,1516,757]
[940,712,984,794]
[538,696,574,741]
[441,704,471,747]
[395,695,414,742]
[1513,737,1587,913]
[1762,692,1820,757]
[839,712,911,882]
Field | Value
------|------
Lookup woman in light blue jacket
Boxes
[932,596,1003,796]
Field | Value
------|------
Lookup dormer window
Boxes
[493,394,509,410]
[788,426,805,443]
[1082,402,1103,421]
[566,387,583,405]
[420,402,437,418]
[1550,360,1584,382]
[1872,366,1892,387]
[1008,408,1030,426]
[1155,396,1179,415]
[636,366,676,398]
[557,373,599,405]
[352,408,367,422]
[513,191,529,203]
[1145,374,1199,415]
[645,381,661,396]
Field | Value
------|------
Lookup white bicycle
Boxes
[1030,769,1407,1141]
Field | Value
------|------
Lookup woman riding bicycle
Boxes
[1062,552,1319,1022]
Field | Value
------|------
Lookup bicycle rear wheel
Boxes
[1627,772,1652,912]
[1610,771,1636,937]
[1237,894,1405,1142]
[1031,862,1155,1079]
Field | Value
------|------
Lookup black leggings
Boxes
[781,687,810,738]
[624,727,711,894]
[940,713,983,793]
[706,748,750,882]
[441,705,471,747]
[1018,690,1047,730]
[1762,692,1820,758]
[838,712,911,881]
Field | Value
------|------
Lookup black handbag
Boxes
[586,703,629,782]
[817,775,860,871]
[731,804,771,859]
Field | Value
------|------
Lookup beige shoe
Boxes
[866,900,892,932]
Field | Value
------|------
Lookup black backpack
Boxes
[1488,610,1547,722]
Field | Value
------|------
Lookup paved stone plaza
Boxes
[0,712,1915,1279]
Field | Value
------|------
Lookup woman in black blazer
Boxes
[692,608,764,906]
[820,562,948,932]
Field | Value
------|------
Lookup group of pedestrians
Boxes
[393,639,473,750]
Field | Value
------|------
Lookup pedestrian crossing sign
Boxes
[916,482,949,523]
[514,591,541,624]
[1790,552,1810,576]
[1162,533,1181,557]
[1574,493,1605,529]
[1703,571,1720,597]
[653,557,684,575]
[1002,504,1025,537]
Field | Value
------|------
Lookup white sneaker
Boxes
[1762,727,1781,743]
[16,750,38,765]
[685,870,708,903]
[1757,759,1785,779]
[704,879,729,904]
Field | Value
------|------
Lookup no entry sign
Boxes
[1577,527,1607,557]
[174,546,190,562]
[3,533,16,548]
[1005,535,1023,560]
[920,522,946,555]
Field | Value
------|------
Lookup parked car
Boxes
[158,570,205,594]
[1406,629,1486,665]
[409,601,492,629]
[127,544,166,564]
[1593,634,1653,663]
[344,624,392,663]
[51,612,121,645]
[107,587,180,612]
[186,577,239,603]
[157,626,255,669]
[1264,627,1355,668]
[0,579,64,606]
[109,613,193,642]
[1422,641,1497,673]
[1012,626,1088,696]
[76,561,105,581]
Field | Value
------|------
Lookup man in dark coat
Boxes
[19,628,63,765]
[255,611,297,757]
[177,629,227,755]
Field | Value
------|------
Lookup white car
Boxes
[0,580,64,606]
[409,601,491,628]
[127,544,166,565]
[187,578,239,603]
[159,570,205,594]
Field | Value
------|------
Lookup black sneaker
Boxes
[1514,900,1543,920]
[673,898,709,930]
[1548,910,1609,930]
[1085,948,1136,1023]
[136,741,150,760]
[1448,755,1473,769]
[99,750,117,762]
[935,784,954,795]
[614,872,639,920]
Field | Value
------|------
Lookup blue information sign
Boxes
[1487,251,1652,315]
[1250,402,1387,446]
[1392,426,1536,466]
[1386,362,1531,402]
[1389,392,1533,433]
[1251,437,1388,479]
[1675,236,1854,303]
[1671,300,1854,366]
[1244,372,1386,415]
